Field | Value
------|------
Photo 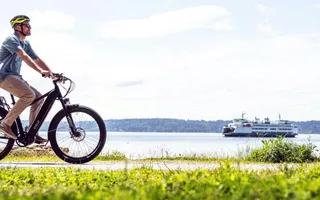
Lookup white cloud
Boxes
[97,5,232,38]
[20,11,92,80]
[257,23,279,36]
[92,34,320,121]
[256,4,278,36]
[27,10,75,31]
[209,18,232,31]
[256,4,267,13]
[256,4,276,17]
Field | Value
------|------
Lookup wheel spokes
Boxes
[55,111,101,158]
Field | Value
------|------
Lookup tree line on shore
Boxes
[106,118,320,134]
[27,118,320,133]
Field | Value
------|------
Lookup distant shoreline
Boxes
[21,118,320,134]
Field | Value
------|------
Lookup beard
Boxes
[23,30,31,36]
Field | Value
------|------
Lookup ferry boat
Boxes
[222,113,298,137]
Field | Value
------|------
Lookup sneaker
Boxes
[35,135,48,144]
[0,122,17,140]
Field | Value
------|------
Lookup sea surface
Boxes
[97,132,320,159]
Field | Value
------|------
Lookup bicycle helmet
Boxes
[10,15,30,28]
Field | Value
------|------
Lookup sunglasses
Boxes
[22,23,31,28]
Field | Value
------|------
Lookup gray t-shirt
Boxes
[0,33,39,82]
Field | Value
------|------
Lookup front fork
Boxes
[62,98,78,136]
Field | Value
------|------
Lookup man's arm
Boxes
[16,50,52,78]
[16,49,42,74]
[34,58,52,72]
[22,41,53,78]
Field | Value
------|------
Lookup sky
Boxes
[0,0,319,122]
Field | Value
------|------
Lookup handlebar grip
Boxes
[42,74,51,78]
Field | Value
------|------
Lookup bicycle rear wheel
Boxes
[48,105,107,164]
[0,108,15,160]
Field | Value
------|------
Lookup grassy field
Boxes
[0,163,319,199]
[0,137,318,199]
[0,148,258,163]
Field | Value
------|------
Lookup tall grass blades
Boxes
[246,137,318,163]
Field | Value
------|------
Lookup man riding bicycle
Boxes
[0,15,54,144]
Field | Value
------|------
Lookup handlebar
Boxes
[41,72,68,82]
[41,72,76,97]
[52,73,68,82]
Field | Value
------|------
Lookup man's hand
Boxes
[41,70,54,79]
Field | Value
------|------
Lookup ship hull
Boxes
[222,125,298,137]
[223,133,297,137]
[222,114,298,138]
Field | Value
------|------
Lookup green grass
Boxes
[0,163,320,199]
[0,138,320,199]
[2,149,129,162]
[2,137,319,164]
[1,149,251,163]
[0,145,242,163]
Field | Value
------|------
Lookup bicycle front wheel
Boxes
[48,105,107,164]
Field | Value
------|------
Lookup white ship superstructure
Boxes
[222,113,298,137]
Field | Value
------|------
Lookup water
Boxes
[100,132,320,159]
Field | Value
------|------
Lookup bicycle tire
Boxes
[48,105,107,164]
[0,108,15,160]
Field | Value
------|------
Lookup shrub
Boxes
[247,137,318,163]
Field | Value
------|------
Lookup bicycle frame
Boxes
[0,73,107,164]
[9,79,76,145]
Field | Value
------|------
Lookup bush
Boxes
[247,137,318,163]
